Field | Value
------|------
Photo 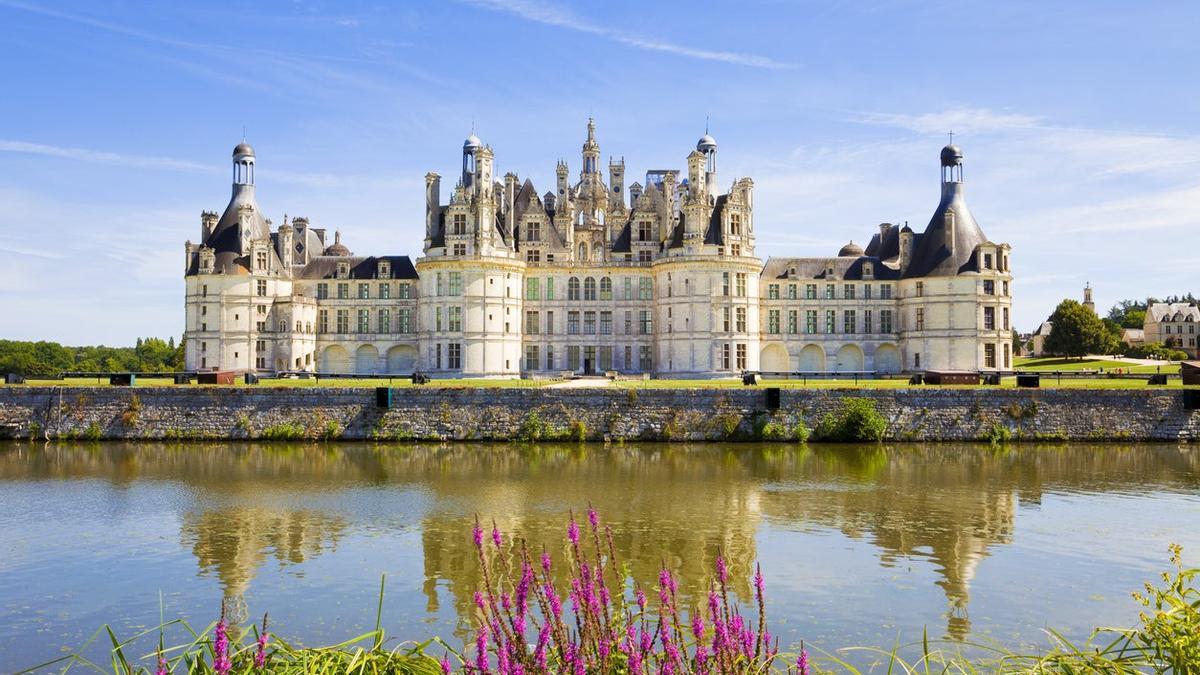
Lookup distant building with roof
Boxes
[183,122,1013,376]
[1144,302,1199,358]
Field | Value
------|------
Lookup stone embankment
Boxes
[0,387,1197,442]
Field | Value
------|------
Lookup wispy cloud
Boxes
[855,107,1043,135]
[459,0,796,69]
[0,139,215,172]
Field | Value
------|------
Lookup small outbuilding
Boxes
[924,370,981,385]
[1182,361,1200,386]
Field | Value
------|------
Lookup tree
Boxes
[1045,299,1119,358]
[1011,329,1022,357]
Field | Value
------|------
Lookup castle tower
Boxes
[582,117,599,176]
[1083,283,1095,314]
[697,130,717,196]
[462,133,481,190]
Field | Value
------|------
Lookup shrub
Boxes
[516,411,549,441]
[83,422,102,441]
[793,423,811,443]
[261,421,307,441]
[813,397,887,442]
[983,422,1012,445]
[119,393,142,426]
[27,421,41,440]
[567,419,588,442]
[319,419,343,440]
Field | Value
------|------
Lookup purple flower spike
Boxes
[540,550,552,574]
[440,655,453,675]
[797,644,809,675]
[475,626,490,674]
[635,588,646,610]
[155,654,168,675]
[716,556,728,585]
[587,506,599,530]
[474,590,486,612]
[567,518,580,546]
[212,616,231,675]
[754,564,765,601]
[491,521,502,548]
[692,613,705,641]
[473,520,484,549]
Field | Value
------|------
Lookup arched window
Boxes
[578,242,588,261]
[599,277,612,301]
[568,277,581,301]
[584,277,597,301]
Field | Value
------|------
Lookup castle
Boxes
[183,120,1013,377]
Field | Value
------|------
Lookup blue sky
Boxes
[1,0,1197,345]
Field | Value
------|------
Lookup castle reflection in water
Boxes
[4,442,1197,641]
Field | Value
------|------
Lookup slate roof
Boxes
[903,182,988,278]
[295,255,418,280]
[760,255,900,280]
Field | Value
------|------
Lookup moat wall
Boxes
[2,387,1198,442]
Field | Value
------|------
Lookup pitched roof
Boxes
[760,255,900,280]
[904,182,988,278]
[295,255,418,280]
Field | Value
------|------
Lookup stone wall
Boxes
[0,387,1197,442]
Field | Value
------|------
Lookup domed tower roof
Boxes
[697,133,717,153]
[940,143,963,167]
[838,240,864,257]
[323,231,351,256]
[463,133,481,151]
[233,142,255,157]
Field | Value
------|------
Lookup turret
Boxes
[686,150,705,200]
[899,224,914,273]
[504,172,518,242]
[462,133,481,190]
[277,217,294,268]
[608,158,625,212]
[697,131,717,195]
[425,172,441,245]
[582,117,599,175]
[201,211,218,241]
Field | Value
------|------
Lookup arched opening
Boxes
[874,344,902,374]
[386,345,417,374]
[760,343,790,374]
[835,344,865,373]
[320,345,350,373]
[797,344,826,373]
[356,344,380,375]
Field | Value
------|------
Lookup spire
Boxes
[582,117,599,174]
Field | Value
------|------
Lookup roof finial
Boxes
[705,115,709,134]
[242,125,246,142]
[948,129,954,144]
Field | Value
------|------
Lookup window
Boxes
[638,221,653,241]
[399,283,412,299]
[526,278,540,300]
[200,342,207,353]
[788,310,798,334]
[805,310,817,334]
[336,309,349,333]
[453,243,466,256]
[863,284,872,300]
[736,273,747,297]
[915,282,924,297]
[567,346,581,371]
[914,353,921,369]
[337,283,348,299]
[380,283,391,299]
[546,278,555,300]
[316,283,328,299]
[526,311,540,334]
[452,213,467,235]
[788,284,797,300]
[546,253,554,264]
[825,310,836,333]
[584,277,597,301]
[825,284,835,299]
[546,346,555,370]
[358,309,370,333]
[448,343,462,369]
[202,284,208,297]
[864,310,872,333]
[843,310,856,334]
[880,284,892,300]
[527,249,541,263]
[731,243,741,257]
[1002,281,1009,297]
[378,309,390,333]
[448,272,463,296]
[525,345,539,371]
[983,280,995,295]
[337,262,349,279]
[398,308,412,333]
[880,309,892,333]
[722,343,731,370]
[844,284,855,300]
[201,305,207,316]
[637,250,653,262]
[356,283,368,299]
[1003,308,1011,331]
[984,343,996,368]
[599,277,612,300]
[256,251,268,270]
[722,307,731,332]
[983,306,995,330]
[379,261,390,278]
[600,311,612,335]
[984,253,993,270]
[568,277,581,301]
[435,307,442,331]
[257,280,267,297]
[736,343,747,371]
[448,306,462,331]
[666,274,672,298]
[639,345,653,371]
[730,213,742,236]
[639,278,653,300]
[915,308,925,331]
[805,284,817,300]
[768,284,779,300]
[527,222,541,242]
[768,310,780,334]
[735,307,747,333]
[584,311,596,334]
[568,311,580,334]
[546,310,554,334]
[318,310,329,333]
[256,320,266,332]
[639,310,653,335]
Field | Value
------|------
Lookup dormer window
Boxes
[863,263,873,278]
[983,253,993,270]
[336,262,349,279]
[527,222,541,242]
[378,261,391,279]
[255,251,268,270]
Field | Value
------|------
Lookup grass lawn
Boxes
[1014,356,1174,374]
[14,376,554,389]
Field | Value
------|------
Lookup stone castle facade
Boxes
[183,121,1013,377]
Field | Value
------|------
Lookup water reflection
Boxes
[0,442,1197,648]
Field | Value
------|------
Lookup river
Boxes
[1,442,1198,670]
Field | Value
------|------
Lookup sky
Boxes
[1,0,1198,346]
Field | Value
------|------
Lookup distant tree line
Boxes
[0,338,185,377]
